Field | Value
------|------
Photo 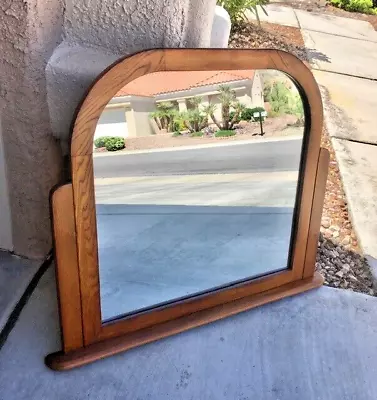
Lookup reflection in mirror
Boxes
[93,69,305,322]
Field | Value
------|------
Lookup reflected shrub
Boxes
[217,0,269,25]
[190,131,204,137]
[229,110,241,123]
[331,0,377,14]
[264,82,303,117]
[215,130,237,137]
[105,137,125,151]
[94,136,111,148]
[94,136,125,151]
[249,106,267,122]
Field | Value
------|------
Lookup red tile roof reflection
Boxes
[115,70,255,97]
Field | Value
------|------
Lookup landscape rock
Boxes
[316,235,375,296]
[335,270,344,278]
[341,236,351,245]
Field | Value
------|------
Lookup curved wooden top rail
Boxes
[70,48,323,157]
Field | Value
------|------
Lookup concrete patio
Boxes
[0,252,40,333]
[2,265,377,399]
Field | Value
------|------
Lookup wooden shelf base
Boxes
[46,272,323,371]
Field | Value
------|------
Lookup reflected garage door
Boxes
[94,107,128,141]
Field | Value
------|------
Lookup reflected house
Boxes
[94,70,264,140]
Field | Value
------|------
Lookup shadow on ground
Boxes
[306,48,331,63]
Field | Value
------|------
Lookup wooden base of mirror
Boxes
[46,271,323,371]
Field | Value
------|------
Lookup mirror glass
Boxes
[93,69,306,322]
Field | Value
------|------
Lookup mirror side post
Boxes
[303,147,330,279]
[47,184,84,356]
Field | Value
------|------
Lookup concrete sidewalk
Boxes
[251,5,377,262]
[0,251,40,333]
[2,266,377,400]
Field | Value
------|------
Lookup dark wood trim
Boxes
[46,272,324,371]
[71,156,102,344]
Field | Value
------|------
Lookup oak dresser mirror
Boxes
[47,49,329,371]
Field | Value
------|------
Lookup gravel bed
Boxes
[317,128,375,295]
[316,235,374,295]
[230,22,375,296]
[229,22,309,62]
[236,116,303,136]
[320,128,358,252]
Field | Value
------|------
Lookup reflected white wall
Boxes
[94,108,128,141]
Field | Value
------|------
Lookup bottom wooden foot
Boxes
[46,272,323,371]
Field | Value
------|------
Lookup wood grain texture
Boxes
[71,156,102,344]
[46,272,324,371]
[51,49,326,363]
[51,184,83,351]
[71,50,165,157]
[303,148,330,278]
[289,78,323,281]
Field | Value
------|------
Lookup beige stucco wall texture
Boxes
[64,0,216,52]
[0,114,13,251]
[129,97,156,137]
[251,71,264,107]
[0,0,64,257]
[0,0,217,259]
[47,0,217,154]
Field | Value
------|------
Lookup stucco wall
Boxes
[47,0,217,153]
[1,0,217,259]
[251,71,264,107]
[0,0,64,259]
[64,0,216,53]
[0,114,12,251]
[129,97,156,137]
[237,86,253,108]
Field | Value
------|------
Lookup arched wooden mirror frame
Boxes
[46,49,329,370]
